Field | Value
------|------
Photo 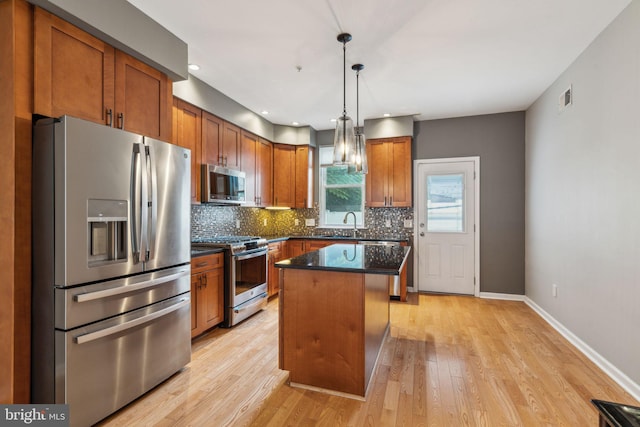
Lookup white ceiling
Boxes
[128,0,630,131]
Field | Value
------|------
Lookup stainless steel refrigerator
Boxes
[31,116,192,427]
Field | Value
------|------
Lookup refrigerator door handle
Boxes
[74,298,190,345]
[131,144,143,263]
[73,269,189,303]
[139,145,149,263]
[145,144,157,262]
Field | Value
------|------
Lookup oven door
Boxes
[230,249,267,307]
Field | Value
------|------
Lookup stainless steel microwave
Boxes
[201,164,246,204]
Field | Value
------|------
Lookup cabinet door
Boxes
[287,240,306,258]
[267,248,281,297]
[202,111,223,166]
[295,146,314,208]
[256,138,273,207]
[222,122,241,169]
[201,268,224,329]
[190,274,201,337]
[389,137,412,207]
[241,131,258,206]
[365,140,389,207]
[273,144,296,207]
[34,7,115,125]
[173,98,202,203]
[114,50,172,141]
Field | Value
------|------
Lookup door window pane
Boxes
[427,174,464,232]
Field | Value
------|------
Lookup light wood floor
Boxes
[99,294,638,426]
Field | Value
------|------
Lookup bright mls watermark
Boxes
[0,405,69,426]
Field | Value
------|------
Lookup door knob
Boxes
[419,223,425,228]
[419,232,425,237]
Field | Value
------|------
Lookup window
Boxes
[319,146,365,227]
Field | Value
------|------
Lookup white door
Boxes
[415,159,478,295]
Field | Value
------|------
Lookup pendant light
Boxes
[350,63,368,174]
[333,33,356,165]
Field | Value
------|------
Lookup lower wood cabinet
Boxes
[191,253,224,338]
[267,241,284,297]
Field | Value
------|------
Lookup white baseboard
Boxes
[479,292,526,301]
[524,296,640,402]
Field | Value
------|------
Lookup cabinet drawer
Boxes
[268,241,283,252]
[191,253,223,273]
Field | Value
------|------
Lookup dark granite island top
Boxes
[275,243,411,275]
[277,244,410,398]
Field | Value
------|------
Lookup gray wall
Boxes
[526,1,640,389]
[414,112,525,294]
[28,0,188,81]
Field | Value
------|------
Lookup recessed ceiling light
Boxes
[261,110,269,115]
[383,113,391,117]
[188,63,200,71]
[292,121,299,126]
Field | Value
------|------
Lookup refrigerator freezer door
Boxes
[142,137,191,271]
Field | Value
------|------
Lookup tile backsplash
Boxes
[191,205,414,240]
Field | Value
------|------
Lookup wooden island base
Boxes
[278,268,390,398]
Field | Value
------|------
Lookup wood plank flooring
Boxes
[99,294,638,426]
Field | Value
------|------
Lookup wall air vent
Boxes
[558,85,572,112]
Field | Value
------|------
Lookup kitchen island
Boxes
[276,243,410,398]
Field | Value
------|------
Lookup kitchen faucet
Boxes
[343,211,357,238]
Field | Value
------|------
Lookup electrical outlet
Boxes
[403,219,413,228]
[294,219,300,226]
[263,218,267,226]
[235,220,240,229]
[552,284,558,297]
[385,219,391,227]
[305,218,315,227]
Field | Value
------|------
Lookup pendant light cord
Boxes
[342,40,347,117]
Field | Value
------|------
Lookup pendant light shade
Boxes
[350,63,368,174]
[333,33,356,165]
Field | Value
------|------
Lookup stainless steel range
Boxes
[192,236,268,327]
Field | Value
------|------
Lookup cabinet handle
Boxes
[384,196,387,206]
[202,275,207,287]
[390,196,393,206]
[117,112,124,129]
[224,156,228,167]
[106,108,113,127]
[195,261,208,268]
[197,275,202,289]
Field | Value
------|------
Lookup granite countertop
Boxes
[275,243,411,275]
[190,247,225,257]
[262,235,410,243]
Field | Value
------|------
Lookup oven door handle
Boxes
[234,249,267,261]
[74,298,190,344]
[73,269,189,303]
[234,294,268,314]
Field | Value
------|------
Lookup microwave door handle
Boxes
[145,144,157,262]
[130,144,142,263]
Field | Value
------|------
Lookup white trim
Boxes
[479,292,525,301]
[525,296,640,402]
[413,157,480,297]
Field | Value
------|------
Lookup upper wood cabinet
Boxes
[273,143,296,207]
[34,7,172,141]
[256,138,273,207]
[114,50,172,140]
[201,112,241,169]
[240,130,258,206]
[34,7,114,126]
[273,143,314,208]
[294,146,314,208]
[222,122,241,169]
[201,111,223,166]
[173,98,202,203]
[366,136,412,207]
